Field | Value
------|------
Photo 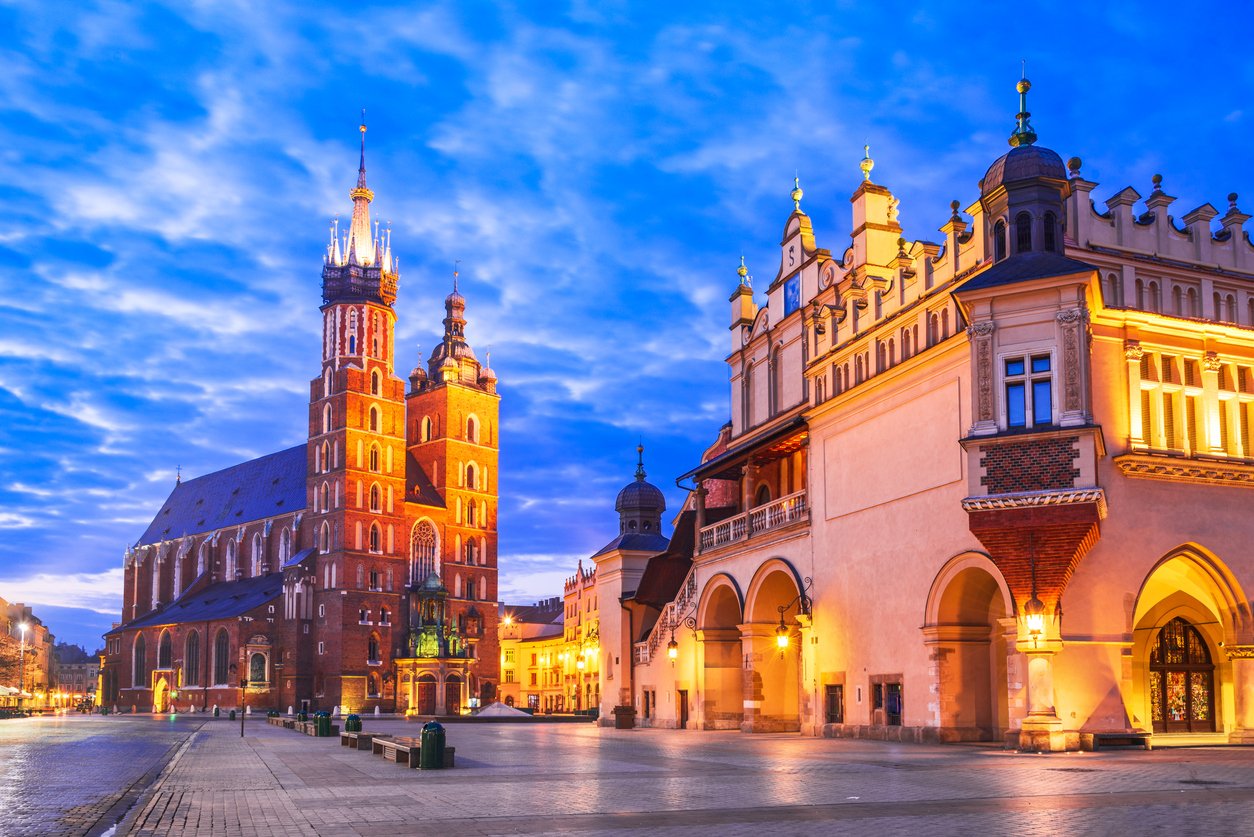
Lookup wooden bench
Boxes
[282,719,295,729]
[1091,732,1152,751]
[373,736,419,767]
[340,731,376,750]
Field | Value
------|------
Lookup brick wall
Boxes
[980,436,1079,494]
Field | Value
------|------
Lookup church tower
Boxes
[306,118,410,708]
[405,278,502,697]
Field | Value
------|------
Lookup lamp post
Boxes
[774,578,814,658]
[17,622,28,712]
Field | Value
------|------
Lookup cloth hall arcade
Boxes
[101,124,502,716]
[596,79,1254,751]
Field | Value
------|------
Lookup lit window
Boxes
[1005,355,1053,428]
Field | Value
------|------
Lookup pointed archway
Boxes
[697,574,744,730]
[743,560,805,733]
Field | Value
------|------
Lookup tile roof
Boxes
[284,546,316,568]
[958,252,1097,292]
[108,574,282,633]
[632,509,697,610]
[135,446,307,546]
[591,531,670,559]
[406,451,446,508]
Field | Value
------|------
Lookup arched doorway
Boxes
[698,575,744,730]
[416,674,436,715]
[923,555,1013,742]
[153,676,169,713]
[744,561,804,733]
[445,674,462,715]
[1149,618,1215,733]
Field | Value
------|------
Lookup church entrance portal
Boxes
[153,676,169,713]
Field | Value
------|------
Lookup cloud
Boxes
[0,568,124,614]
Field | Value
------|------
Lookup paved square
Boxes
[5,715,1254,835]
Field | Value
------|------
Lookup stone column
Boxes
[1202,352,1225,455]
[1125,341,1146,446]
[1017,639,1064,751]
[1000,617,1025,744]
[1228,647,1254,743]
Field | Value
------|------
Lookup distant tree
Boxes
[0,636,39,692]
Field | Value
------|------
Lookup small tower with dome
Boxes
[615,445,666,535]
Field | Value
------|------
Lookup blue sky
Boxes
[0,1,1251,650]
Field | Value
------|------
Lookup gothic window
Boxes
[213,629,229,685]
[386,567,393,591]
[411,520,438,583]
[323,368,332,398]
[1149,617,1215,733]
[369,444,380,472]
[225,540,237,580]
[157,630,172,669]
[197,541,208,576]
[380,607,390,625]
[369,569,380,590]
[1004,354,1053,428]
[465,537,477,565]
[1043,211,1057,252]
[369,406,380,432]
[993,219,1007,262]
[184,632,200,686]
[466,579,477,601]
[318,522,330,554]
[1015,212,1032,254]
[368,634,381,663]
[133,634,146,687]
[466,501,477,527]
[369,483,381,512]
[319,482,330,513]
[323,404,332,434]
[321,441,330,474]
[356,564,365,588]
[422,416,433,442]
[278,528,291,565]
[369,523,382,553]
[466,464,476,490]
[251,533,263,576]
[371,369,381,395]
[467,416,478,443]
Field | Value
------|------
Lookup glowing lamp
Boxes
[666,638,678,660]
[576,658,585,671]
[1023,596,1046,646]
[775,619,790,650]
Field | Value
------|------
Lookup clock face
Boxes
[784,274,801,316]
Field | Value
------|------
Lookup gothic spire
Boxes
[347,111,376,266]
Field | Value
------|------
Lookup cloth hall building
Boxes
[101,127,502,716]
[596,80,1254,750]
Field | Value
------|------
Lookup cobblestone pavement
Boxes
[0,714,204,836]
[11,716,1254,836]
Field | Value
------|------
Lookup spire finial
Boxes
[357,108,368,187]
[1009,67,1037,148]
[790,175,804,211]
[176,464,182,485]
[453,260,460,294]
[860,143,875,182]
[635,442,646,481]
[737,254,750,287]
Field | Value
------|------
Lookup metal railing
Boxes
[698,489,808,552]
[635,567,698,666]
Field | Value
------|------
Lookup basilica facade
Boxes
[101,126,501,716]
[597,80,1254,750]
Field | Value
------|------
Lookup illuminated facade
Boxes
[101,125,502,715]
[497,598,564,712]
[599,80,1254,750]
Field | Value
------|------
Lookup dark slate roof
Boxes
[136,446,307,546]
[615,477,665,513]
[406,452,446,508]
[591,531,670,559]
[502,601,564,625]
[632,510,697,611]
[980,144,1067,195]
[285,547,316,568]
[958,252,1097,293]
[107,574,282,633]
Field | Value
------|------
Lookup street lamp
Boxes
[1023,533,1046,648]
[17,622,28,712]
[774,577,814,658]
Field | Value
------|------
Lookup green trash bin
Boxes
[315,712,331,737]
[345,714,362,733]
[419,721,446,769]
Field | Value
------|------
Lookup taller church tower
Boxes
[306,119,410,706]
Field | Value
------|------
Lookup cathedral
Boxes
[100,124,501,715]
[596,78,1254,751]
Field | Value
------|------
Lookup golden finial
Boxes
[790,176,804,211]
[737,255,751,287]
[1009,66,1037,148]
[860,143,874,182]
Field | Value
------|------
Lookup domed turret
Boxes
[478,351,498,394]
[615,444,665,535]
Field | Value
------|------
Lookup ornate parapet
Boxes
[1114,453,1254,489]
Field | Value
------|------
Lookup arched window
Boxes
[422,416,432,442]
[278,528,291,565]
[369,444,380,472]
[1148,281,1161,313]
[1172,285,1183,316]
[249,652,266,684]
[1043,211,1057,252]
[184,632,200,686]
[369,483,381,512]
[876,342,885,374]
[1106,274,1122,307]
[348,310,358,355]
[157,630,172,669]
[369,406,380,432]
[1226,294,1238,323]
[993,219,1007,262]
[380,607,390,625]
[319,522,330,554]
[369,524,382,553]
[888,338,895,368]
[1135,278,1146,309]
[755,485,771,506]
[225,540,237,580]
[1014,212,1032,254]
[367,633,381,663]
[133,634,146,687]
[467,416,478,443]
[367,672,381,698]
[855,355,864,384]
[197,541,208,576]
[928,313,939,347]
[464,537,477,565]
[213,629,229,685]
[323,404,332,434]
[371,369,381,395]
[941,309,950,339]
[1189,287,1200,317]
[466,502,477,527]
[1149,617,1215,733]
[356,564,365,588]
[411,521,438,582]
[466,464,476,490]
[319,482,330,513]
[251,533,263,576]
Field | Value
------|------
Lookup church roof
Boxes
[959,251,1097,293]
[406,452,446,508]
[135,446,307,546]
[107,574,282,633]
[591,531,670,559]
